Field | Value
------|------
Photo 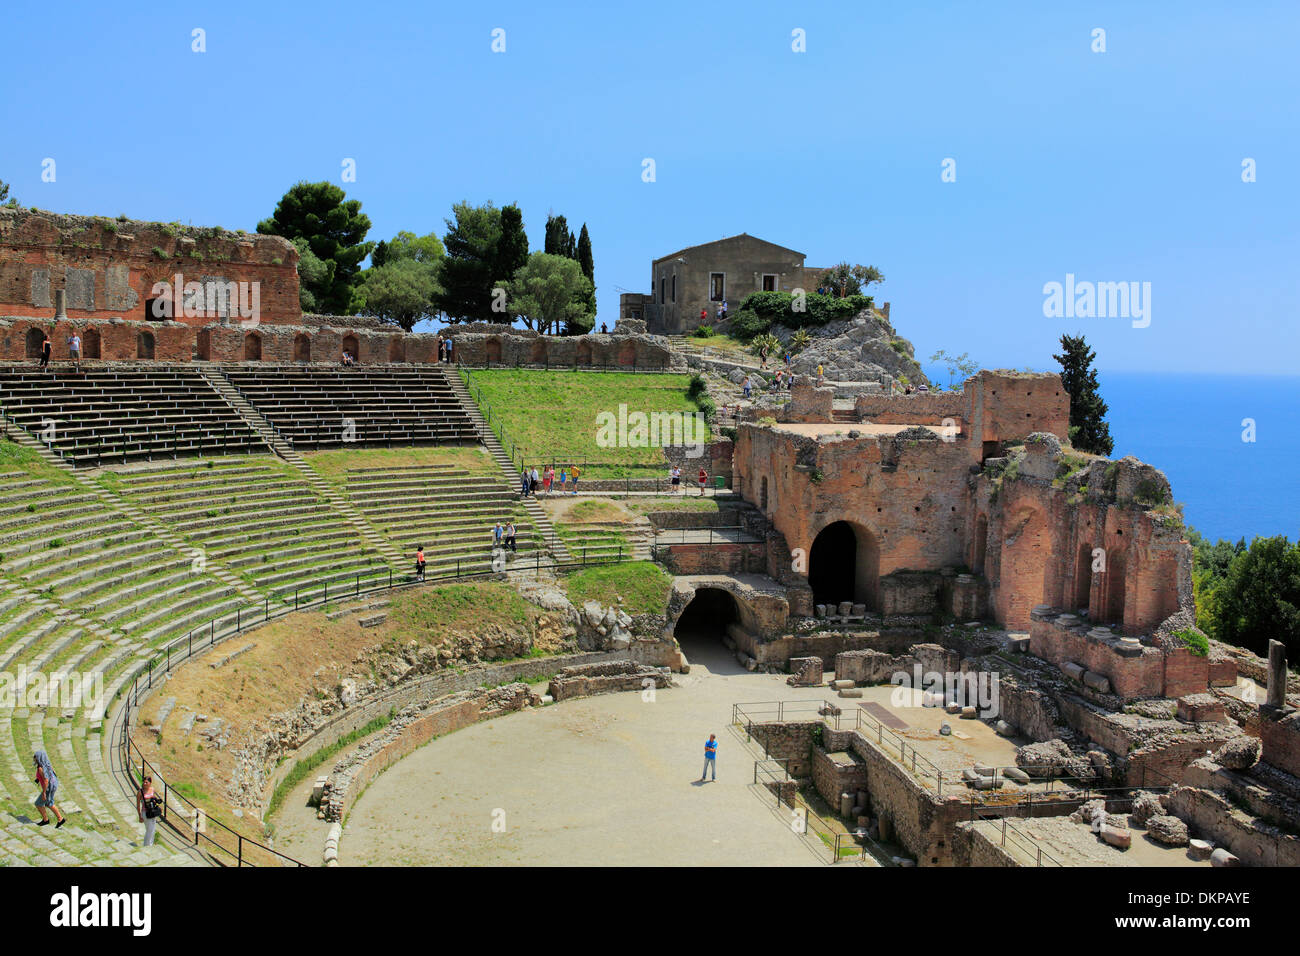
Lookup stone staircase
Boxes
[446,371,573,563]
[0,808,200,867]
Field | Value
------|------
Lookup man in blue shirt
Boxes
[701,734,718,782]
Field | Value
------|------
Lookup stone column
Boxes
[54,289,67,320]
[1266,639,1287,709]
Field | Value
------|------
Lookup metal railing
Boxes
[750,758,869,865]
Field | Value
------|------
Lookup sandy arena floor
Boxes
[340,637,849,866]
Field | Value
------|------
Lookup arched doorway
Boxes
[342,334,360,363]
[25,328,45,359]
[485,337,502,364]
[674,587,746,674]
[243,332,262,361]
[998,505,1047,629]
[617,341,636,366]
[83,328,101,359]
[576,340,593,366]
[294,333,311,363]
[529,339,547,365]
[196,329,212,361]
[387,337,404,363]
[809,520,880,610]
[137,331,155,360]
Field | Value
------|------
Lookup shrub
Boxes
[1174,628,1209,657]
[692,325,715,338]
[732,291,874,339]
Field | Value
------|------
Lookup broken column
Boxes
[54,288,67,320]
[1266,639,1287,709]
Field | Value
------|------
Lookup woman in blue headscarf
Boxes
[32,751,66,828]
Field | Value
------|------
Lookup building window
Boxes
[762,274,777,292]
[671,274,676,303]
[710,273,725,302]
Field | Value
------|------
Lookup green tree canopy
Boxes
[438,201,503,322]
[258,181,373,314]
[502,252,594,335]
[576,223,595,313]
[494,204,530,288]
[820,262,884,298]
[1052,333,1114,455]
[291,238,332,314]
[372,230,445,268]
[1209,536,1300,660]
[544,213,576,258]
[357,257,442,331]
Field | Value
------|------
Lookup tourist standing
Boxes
[558,468,567,494]
[569,464,580,495]
[68,331,81,370]
[415,545,426,581]
[670,465,681,495]
[700,734,718,782]
[445,337,454,363]
[137,774,161,846]
[699,308,707,326]
[742,376,751,400]
[720,300,728,321]
[494,522,504,548]
[697,466,708,496]
[521,466,531,497]
[505,521,517,552]
[38,335,51,372]
[530,466,540,496]
[544,465,554,495]
[817,363,824,382]
[759,346,768,369]
[32,751,65,828]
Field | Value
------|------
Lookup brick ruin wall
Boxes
[733,370,1192,637]
[0,211,677,368]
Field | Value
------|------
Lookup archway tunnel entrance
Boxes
[809,520,879,611]
[674,587,746,674]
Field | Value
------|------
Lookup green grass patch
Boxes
[267,709,396,818]
[562,561,671,615]
[463,369,708,477]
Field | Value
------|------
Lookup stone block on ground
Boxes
[1146,814,1190,847]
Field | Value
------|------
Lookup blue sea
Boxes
[1099,372,1300,544]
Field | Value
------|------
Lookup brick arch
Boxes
[1102,547,1128,629]
[576,340,592,366]
[486,337,502,364]
[196,328,212,361]
[82,328,101,359]
[617,340,636,366]
[387,336,404,363]
[808,517,881,611]
[25,327,46,359]
[137,330,155,360]
[243,331,262,361]
[294,333,311,363]
[529,338,547,365]
[342,334,360,362]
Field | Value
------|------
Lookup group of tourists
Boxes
[520,464,581,497]
[668,465,710,496]
[27,750,163,847]
[437,336,454,363]
[493,521,518,552]
[698,300,728,326]
[32,331,82,372]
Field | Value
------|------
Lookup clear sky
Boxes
[3,1,1296,374]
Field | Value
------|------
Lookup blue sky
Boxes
[3,0,1297,374]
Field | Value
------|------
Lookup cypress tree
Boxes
[1052,333,1114,456]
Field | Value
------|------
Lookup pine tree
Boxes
[1053,334,1114,456]
[258,181,374,315]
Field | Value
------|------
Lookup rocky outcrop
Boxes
[769,311,929,386]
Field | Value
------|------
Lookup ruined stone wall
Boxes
[1168,786,1300,867]
[746,721,821,777]
[811,746,868,809]
[949,821,1021,866]
[0,207,299,328]
[655,541,766,576]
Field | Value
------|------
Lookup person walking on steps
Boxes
[137,774,161,846]
[415,545,426,582]
[33,751,65,827]
[38,334,52,372]
[700,734,718,782]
